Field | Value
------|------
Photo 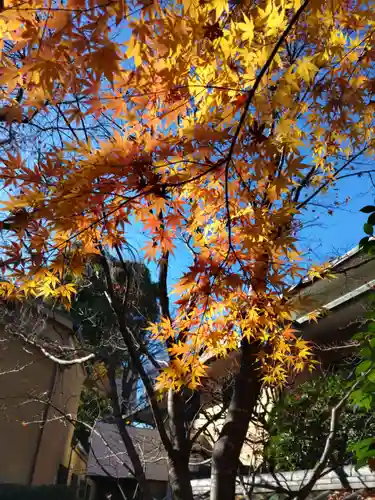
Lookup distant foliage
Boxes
[266,367,375,471]
[360,205,375,254]
[70,256,159,347]
[71,256,160,446]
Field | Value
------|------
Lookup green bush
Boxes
[265,367,375,471]
[0,484,75,500]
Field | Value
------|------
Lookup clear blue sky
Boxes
[299,175,374,264]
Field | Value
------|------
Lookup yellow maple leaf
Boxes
[55,283,77,301]
[168,341,190,357]
[296,57,318,83]
[126,38,142,67]
[210,0,228,21]
[276,118,295,137]
[238,13,254,44]
[36,282,57,298]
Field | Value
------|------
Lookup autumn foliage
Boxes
[0,0,375,390]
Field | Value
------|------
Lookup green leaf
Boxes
[350,437,375,452]
[360,347,372,358]
[368,213,375,225]
[354,459,366,471]
[368,370,375,383]
[359,395,372,410]
[359,236,370,248]
[367,242,375,255]
[364,223,374,235]
[351,438,375,467]
[355,359,372,376]
[360,205,375,213]
[352,332,365,340]
[351,388,365,404]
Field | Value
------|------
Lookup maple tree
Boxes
[1,0,375,497]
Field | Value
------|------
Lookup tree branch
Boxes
[98,246,174,456]
[296,372,371,500]
[190,405,227,444]
[17,333,96,365]
[296,144,373,210]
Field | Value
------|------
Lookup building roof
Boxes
[291,247,375,333]
[289,245,363,291]
[87,421,168,482]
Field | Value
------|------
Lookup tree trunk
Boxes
[100,249,194,500]
[168,456,194,500]
[167,389,194,500]
[210,339,262,500]
[108,363,154,500]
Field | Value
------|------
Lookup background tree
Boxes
[265,363,375,473]
[70,255,160,452]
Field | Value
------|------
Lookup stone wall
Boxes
[191,466,375,497]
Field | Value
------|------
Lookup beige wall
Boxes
[0,313,85,486]
[69,445,88,480]
[32,361,85,485]
[197,354,273,466]
[193,390,271,467]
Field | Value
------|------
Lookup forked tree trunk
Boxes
[168,456,194,500]
[107,363,154,500]
[100,249,193,500]
[210,339,262,500]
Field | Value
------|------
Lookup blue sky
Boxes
[299,174,374,263]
